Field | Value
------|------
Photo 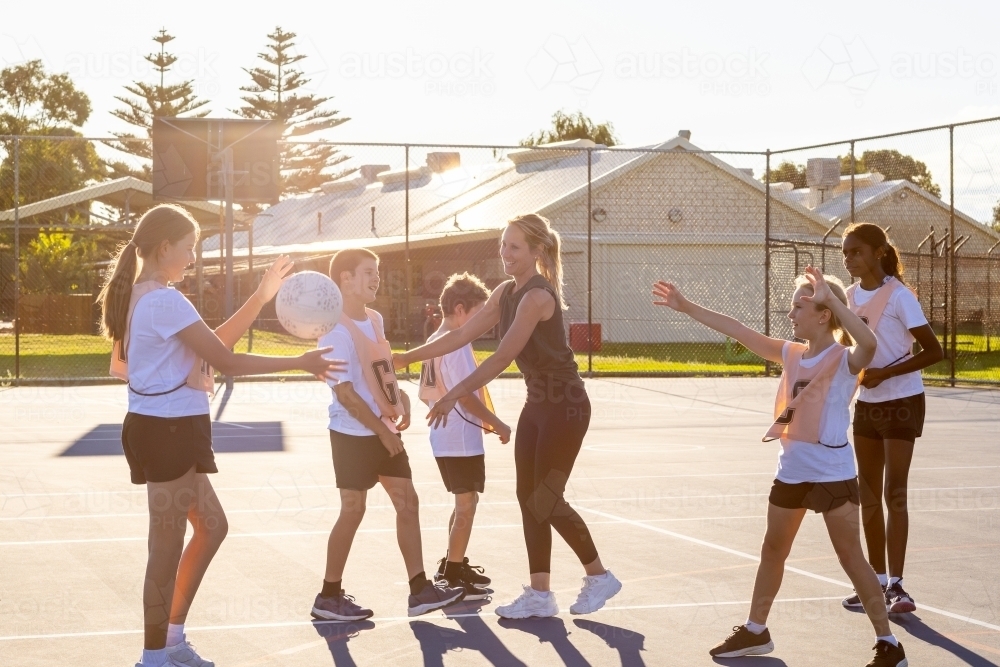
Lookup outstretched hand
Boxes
[427,395,457,429]
[652,280,688,312]
[301,346,347,382]
[799,265,833,307]
[254,255,294,304]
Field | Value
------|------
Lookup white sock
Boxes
[141,649,167,666]
[744,620,767,635]
[877,573,888,586]
[165,623,185,647]
[533,588,551,598]
[877,634,899,647]
[888,576,902,587]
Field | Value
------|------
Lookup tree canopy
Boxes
[763,161,807,189]
[520,110,619,147]
[234,26,351,196]
[840,149,941,198]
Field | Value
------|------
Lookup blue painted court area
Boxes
[2,378,999,666]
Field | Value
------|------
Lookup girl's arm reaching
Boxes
[214,255,293,348]
[798,266,877,374]
[652,280,785,364]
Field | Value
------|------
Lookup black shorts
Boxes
[769,478,861,514]
[121,412,217,485]
[435,455,486,494]
[854,393,925,443]
[329,430,412,491]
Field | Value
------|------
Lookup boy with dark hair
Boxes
[311,249,465,620]
[419,273,511,599]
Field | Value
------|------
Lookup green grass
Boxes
[3,331,999,383]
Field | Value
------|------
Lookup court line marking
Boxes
[6,465,1000,499]
[5,485,999,522]
[578,506,1000,634]
[0,596,844,642]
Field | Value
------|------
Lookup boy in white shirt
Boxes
[311,249,465,621]
[419,274,511,599]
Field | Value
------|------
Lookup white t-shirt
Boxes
[126,288,210,418]
[426,330,486,458]
[775,342,859,484]
[320,314,394,436]
[853,283,929,403]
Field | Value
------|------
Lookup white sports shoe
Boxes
[165,636,214,667]
[495,585,560,619]
[569,569,622,614]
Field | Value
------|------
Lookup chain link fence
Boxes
[2,119,999,385]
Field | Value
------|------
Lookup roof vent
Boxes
[806,158,841,189]
[426,152,461,173]
[320,176,366,194]
[678,130,692,140]
[359,165,391,183]
[507,138,596,165]
[377,165,431,185]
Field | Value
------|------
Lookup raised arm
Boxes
[214,256,293,348]
[393,280,509,369]
[652,280,785,364]
[799,266,877,374]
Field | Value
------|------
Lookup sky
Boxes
[4,0,1000,216]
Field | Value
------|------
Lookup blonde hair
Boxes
[507,213,566,310]
[440,272,491,316]
[793,274,853,346]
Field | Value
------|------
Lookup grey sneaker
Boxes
[407,581,465,617]
[843,585,887,609]
[311,590,374,621]
[165,636,214,667]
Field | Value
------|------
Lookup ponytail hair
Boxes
[793,273,854,346]
[507,213,567,310]
[843,222,906,284]
[98,204,200,341]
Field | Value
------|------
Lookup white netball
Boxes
[275,271,343,340]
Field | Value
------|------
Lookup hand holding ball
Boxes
[275,271,343,339]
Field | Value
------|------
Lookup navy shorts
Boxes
[769,478,861,513]
[329,430,412,490]
[122,412,216,485]
[854,393,925,443]
[435,454,486,494]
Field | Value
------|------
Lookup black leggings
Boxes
[514,391,598,574]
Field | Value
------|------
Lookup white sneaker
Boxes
[165,636,214,667]
[495,585,559,619]
[569,569,622,615]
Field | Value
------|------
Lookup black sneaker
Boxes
[311,590,374,621]
[407,581,465,617]
[886,581,916,613]
[433,557,491,586]
[843,585,887,609]
[708,625,774,658]
[443,571,491,602]
[866,639,908,666]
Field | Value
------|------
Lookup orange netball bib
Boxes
[339,310,403,431]
[418,348,495,427]
[763,342,853,445]
[110,281,214,394]
[846,277,909,332]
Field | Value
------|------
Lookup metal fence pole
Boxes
[404,144,411,379]
[13,137,19,383]
[764,149,771,377]
[587,148,593,377]
[247,221,254,353]
[988,241,1000,353]
[850,140,856,224]
[949,125,956,386]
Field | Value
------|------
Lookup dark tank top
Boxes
[498,274,583,392]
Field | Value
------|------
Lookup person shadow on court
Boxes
[573,619,647,667]
[311,618,377,666]
[410,599,528,667]
[892,613,999,667]
[497,616,593,667]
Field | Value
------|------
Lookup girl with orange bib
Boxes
[652,266,907,667]
[840,223,943,615]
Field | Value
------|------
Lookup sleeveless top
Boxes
[498,274,583,393]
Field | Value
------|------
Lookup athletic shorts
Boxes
[435,455,486,494]
[769,478,860,514]
[122,412,217,485]
[329,430,411,491]
[853,393,925,443]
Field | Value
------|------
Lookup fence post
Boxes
[850,140,856,224]
[13,136,19,383]
[404,144,411,380]
[949,125,956,386]
[587,148,593,377]
[764,149,771,377]
[988,241,1000,353]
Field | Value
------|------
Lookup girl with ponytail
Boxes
[393,213,623,619]
[99,204,344,667]
[840,222,943,616]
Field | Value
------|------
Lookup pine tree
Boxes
[235,26,351,195]
[107,29,210,177]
